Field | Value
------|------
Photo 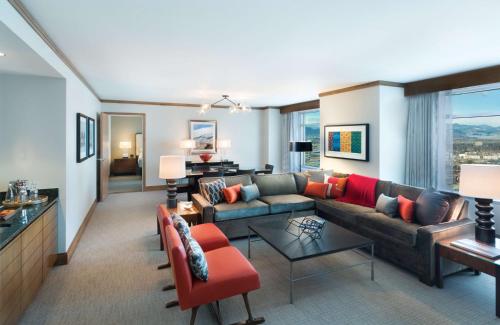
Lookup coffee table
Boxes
[248,216,375,303]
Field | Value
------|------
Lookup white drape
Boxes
[281,111,301,172]
[405,91,453,189]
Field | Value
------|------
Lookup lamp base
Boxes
[166,179,178,209]
[474,198,495,245]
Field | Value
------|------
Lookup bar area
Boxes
[0,188,59,324]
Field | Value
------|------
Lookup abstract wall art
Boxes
[324,124,369,161]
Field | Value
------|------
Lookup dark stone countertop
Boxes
[0,188,58,251]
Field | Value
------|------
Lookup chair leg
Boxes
[230,293,265,325]
[165,300,179,308]
[190,306,199,325]
[158,262,170,270]
[162,284,175,291]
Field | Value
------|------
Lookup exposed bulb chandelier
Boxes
[200,95,251,114]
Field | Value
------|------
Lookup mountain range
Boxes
[453,123,500,139]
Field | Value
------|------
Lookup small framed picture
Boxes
[189,120,217,154]
[87,117,95,158]
[77,113,89,162]
[324,124,369,161]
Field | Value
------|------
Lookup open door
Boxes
[98,112,111,201]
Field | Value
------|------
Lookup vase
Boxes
[199,153,213,162]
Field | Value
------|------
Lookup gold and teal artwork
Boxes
[324,124,369,161]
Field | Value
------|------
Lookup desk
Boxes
[436,236,500,317]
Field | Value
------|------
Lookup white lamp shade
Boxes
[218,139,231,149]
[159,155,186,179]
[459,164,500,199]
[180,139,196,149]
[119,141,132,149]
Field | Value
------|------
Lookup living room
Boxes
[1,1,500,324]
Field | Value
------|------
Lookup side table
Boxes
[157,203,201,250]
[436,236,500,317]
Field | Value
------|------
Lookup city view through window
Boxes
[451,88,500,190]
[301,110,320,169]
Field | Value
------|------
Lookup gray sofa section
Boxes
[192,172,474,286]
[192,174,315,238]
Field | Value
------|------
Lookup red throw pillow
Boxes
[325,176,348,198]
[304,181,329,199]
[223,184,242,204]
[398,195,415,223]
[336,174,379,208]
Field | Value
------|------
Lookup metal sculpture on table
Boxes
[286,213,326,240]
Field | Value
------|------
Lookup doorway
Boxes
[98,113,146,200]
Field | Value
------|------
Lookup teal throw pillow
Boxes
[375,194,399,217]
[241,184,260,202]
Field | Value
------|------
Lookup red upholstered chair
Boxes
[156,205,230,292]
[166,225,265,325]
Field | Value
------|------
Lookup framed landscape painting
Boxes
[77,113,88,162]
[324,124,369,161]
[189,120,217,154]
[87,117,95,158]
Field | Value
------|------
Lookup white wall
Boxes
[1,3,101,252]
[102,103,280,186]
[110,115,143,159]
[320,86,380,177]
[261,108,282,172]
[320,84,407,182]
[379,85,407,183]
[0,74,66,191]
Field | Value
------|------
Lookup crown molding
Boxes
[279,99,319,114]
[319,81,403,97]
[8,0,100,99]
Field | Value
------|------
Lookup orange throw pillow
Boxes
[223,184,242,204]
[398,195,415,223]
[304,181,329,199]
[325,176,348,198]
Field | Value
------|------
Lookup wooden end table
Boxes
[157,203,201,250]
[436,237,500,317]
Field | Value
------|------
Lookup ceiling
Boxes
[18,0,500,106]
[0,21,60,78]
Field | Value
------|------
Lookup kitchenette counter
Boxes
[0,188,58,251]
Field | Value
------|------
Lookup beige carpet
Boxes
[108,175,143,194]
[20,191,499,325]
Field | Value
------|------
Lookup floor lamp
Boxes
[159,155,186,209]
[289,141,313,172]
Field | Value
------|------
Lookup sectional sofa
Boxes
[191,172,474,286]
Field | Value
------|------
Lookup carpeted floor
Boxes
[20,191,499,325]
[108,175,143,193]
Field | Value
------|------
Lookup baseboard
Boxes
[54,199,97,266]
[144,185,167,191]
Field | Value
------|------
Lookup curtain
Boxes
[281,111,301,172]
[405,91,452,189]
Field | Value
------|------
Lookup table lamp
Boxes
[289,141,312,172]
[159,155,186,209]
[218,139,231,163]
[180,139,196,163]
[459,164,500,244]
[119,141,132,158]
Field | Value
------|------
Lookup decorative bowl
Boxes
[199,153,213,162]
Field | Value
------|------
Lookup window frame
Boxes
[298,109,320,170]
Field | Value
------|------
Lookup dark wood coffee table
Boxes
[248,216,375,303]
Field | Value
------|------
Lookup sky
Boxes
[452,88,500,118]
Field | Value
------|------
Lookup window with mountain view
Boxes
[300,110,320,169]
[451,87,500,190]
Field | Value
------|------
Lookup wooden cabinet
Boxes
[0,204,57,325]
[111,158,138,175]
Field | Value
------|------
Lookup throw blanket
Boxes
[337,174,379,208]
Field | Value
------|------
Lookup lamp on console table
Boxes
[159,155,186,209]
[180,139,196,163]
[218,139,231,167]
[289,141,312,172]
[459,164,500,244]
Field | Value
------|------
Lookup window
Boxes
[299,110,320,169]
[450,87,500,190]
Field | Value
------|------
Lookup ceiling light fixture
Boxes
[200,95,251,115]
[0,52,5,57]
